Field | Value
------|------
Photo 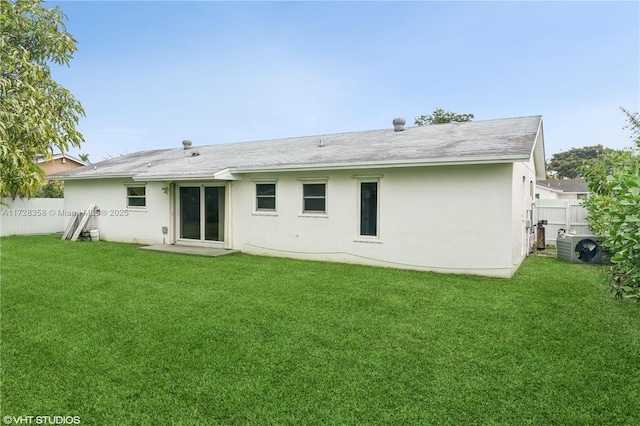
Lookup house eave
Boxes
[532,119,546,180]
[50,155,526,182]
[51,156,533,181]
[535,184,564,193]
[230,156,528,174]
[132,171,239,182]
[36,153,88,166]
[49,173,136,181]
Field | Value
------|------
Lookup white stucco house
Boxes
[536,179,588,200]
[52,116,546,278]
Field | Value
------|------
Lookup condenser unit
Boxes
[556,235,603,264]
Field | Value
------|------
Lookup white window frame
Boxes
[352,174,383,244]
[299,178,328,217]
[125,184,146,209]
[356,177,381,241]
[175,183,227,245]
[254,180,278,215]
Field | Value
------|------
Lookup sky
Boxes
[49,0,640,163]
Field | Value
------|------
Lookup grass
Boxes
[1,235,639,425]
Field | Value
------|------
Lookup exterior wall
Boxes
[64,179,171,245]
[535,185,559,199]
[536,186,587,200]
[557,193,584,200]
[511,159,537,273]
[231,164,515,277]
[64,163,528,277]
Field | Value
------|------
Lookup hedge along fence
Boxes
[0,198,65,237]
[581,106,640,298]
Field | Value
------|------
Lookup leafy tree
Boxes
[621,106,640,141]
[0,0,84,200]
[581,108,640,300]
[78,153,90,163]
[414,108,474,126]
[547,145,612,179]
[35,180,63,198]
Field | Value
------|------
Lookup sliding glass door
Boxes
[204,186,224,242]
[179,185,225,242]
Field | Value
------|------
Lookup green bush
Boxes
[582,109,640,300]
[35,180,64,198]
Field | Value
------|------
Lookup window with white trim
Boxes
[126,185,146,208]
[302,183,326,213]
[359,181,378,237]
[256,183,276,211]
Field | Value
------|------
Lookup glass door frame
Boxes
[175,182,228,247]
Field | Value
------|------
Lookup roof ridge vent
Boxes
[392,118,406,132]
[182,140,192,150]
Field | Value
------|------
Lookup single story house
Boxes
[536,179,588,200]
[52,115,546,278]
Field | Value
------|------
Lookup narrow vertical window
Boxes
[303,183,326,213]
[360,182,377,236]
[256,183,276,211]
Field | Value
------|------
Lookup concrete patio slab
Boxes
[140,244,238,257]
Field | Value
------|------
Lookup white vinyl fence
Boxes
[534,199,592,246]
[0,198,66,237]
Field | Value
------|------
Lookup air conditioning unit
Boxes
[556,235,603,264]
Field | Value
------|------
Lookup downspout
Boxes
[169,182,176,244]
[225,181,232,250]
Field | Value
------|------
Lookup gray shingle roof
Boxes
[51,115,544,181]
[536,179,588,193]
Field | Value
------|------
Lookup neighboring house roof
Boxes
[50,115,545,181]
[536,179,588,194]
[36,153,88,176]
[36,153,88,166]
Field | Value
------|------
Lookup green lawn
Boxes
[1,235,639,425]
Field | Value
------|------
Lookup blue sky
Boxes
[50,1,639,162]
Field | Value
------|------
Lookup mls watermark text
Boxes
[1,209,128,217]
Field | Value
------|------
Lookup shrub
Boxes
[35,180,64,198]
[582,108,640,300]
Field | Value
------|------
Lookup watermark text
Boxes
[1,209,128,217]
[3,415,80,425]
